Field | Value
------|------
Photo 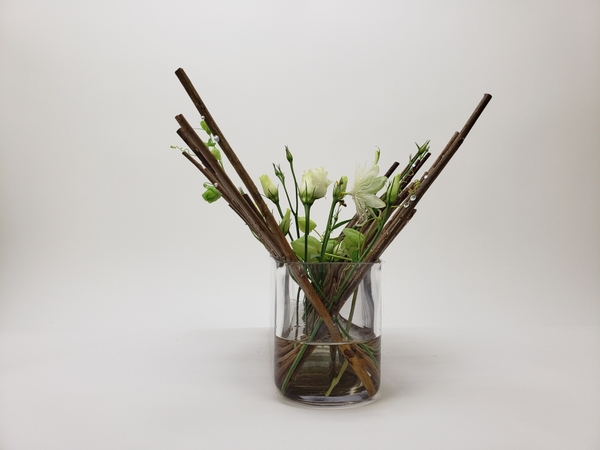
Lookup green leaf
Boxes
[297,217,317,234]
[290,235,322,262]
[340,228,366,259]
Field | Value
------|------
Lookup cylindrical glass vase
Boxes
[273,259,382,406]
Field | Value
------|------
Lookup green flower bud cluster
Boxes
[202,183,221,203]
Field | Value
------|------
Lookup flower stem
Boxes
[275,202,284,219]
[325,287,359,396]
[288,156,301,239]
[345,288,359,332]
[303,202,311,261]
[280,177,299,239]
[325,359,348,397]
[319,194,340,262]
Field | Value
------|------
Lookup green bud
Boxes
[339,176,348,193]
[279,209,291,235]
[333,181,340,199]
[202,183,221,203]
[200,120,211,136]
[285,146,293,162]
[291,235,322,262]
[259,174,279,203]
[333,176,348,200]
[386,174,401,205]
[273,164,285,183]
[297,216,317,234]
[325,239,339,255]
[211,147,222,164]
[416,140,430,155]
[374,147,381,165]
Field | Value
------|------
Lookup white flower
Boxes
[259,174,279,203]
[299,167,332,205]
[348,163,387,223]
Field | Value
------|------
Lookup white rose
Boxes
[299,167,332,205]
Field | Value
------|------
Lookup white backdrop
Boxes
[1,0,598,332]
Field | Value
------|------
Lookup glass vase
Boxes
[273,259,382,407]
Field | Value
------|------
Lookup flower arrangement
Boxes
[171,68,491,404]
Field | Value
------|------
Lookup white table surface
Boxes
[1,326,599,449]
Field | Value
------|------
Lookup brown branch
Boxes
[384,161,400,178]
[331,94,491,315]
[174,71,358,347]
[176,116,284,259]
[175,68,288,258]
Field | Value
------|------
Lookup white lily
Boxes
[348,162,387,224]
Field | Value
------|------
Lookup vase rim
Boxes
[271,257,382,266]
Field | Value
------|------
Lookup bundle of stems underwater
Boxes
[173,68,491,397]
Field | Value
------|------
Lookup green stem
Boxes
[281,344,309,393]
[324,286,359,397]
[280,175,299,240]
[319,194,340,262]
[289,159,301,239]
[294,286,301,339]
[303,202,311,262]
[275,202,284,219]
[325,360,348,397]
[345,288,359,332]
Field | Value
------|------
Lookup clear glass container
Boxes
[273,259,382,406]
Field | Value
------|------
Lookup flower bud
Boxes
[332,181,340,199]
[285,146,293,162]
[272,164,285,183]
[339,176,348,193]
[333,176,348,200]
[202,183,222,203]
[279,209,291,235]
[211,147,222,165]
[386,173,401,205]
[259,174,279,203]
[200,120,211,136]
[374,148,381,165]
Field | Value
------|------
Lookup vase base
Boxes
[278,391,379,408]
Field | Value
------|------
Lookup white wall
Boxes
[1,0,598,332]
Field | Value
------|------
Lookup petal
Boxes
[367,175,387,193]
[364,194,386,208]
